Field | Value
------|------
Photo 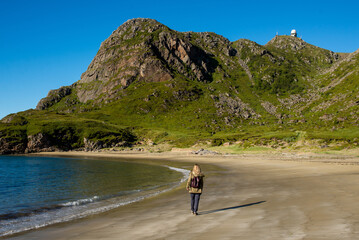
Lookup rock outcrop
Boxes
[212,94,260,119]
[36,86,73,110]
[0,137,27,154]
[1,114,28,125]
[26,133,55,153]
[83,138,103,151]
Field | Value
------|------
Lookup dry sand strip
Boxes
[7,151,359,240]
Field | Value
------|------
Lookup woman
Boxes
[186,164,205,215]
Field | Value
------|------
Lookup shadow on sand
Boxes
[199,201,266,215]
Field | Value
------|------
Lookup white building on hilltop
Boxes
[291,29,297,37]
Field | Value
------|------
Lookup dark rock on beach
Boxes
[191,148,220,155]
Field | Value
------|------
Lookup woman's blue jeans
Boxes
[190,193,201,213]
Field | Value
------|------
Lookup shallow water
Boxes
[0,155,188,237]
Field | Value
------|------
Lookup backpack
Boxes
[190,176,201,188]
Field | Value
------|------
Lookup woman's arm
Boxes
[186,173,192,190]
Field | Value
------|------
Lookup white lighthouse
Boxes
[291,29,297,37]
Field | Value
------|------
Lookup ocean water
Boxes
[0,155,189,237]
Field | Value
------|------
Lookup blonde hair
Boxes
[192,164,201,175]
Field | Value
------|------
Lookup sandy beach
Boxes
[6,150,359,240]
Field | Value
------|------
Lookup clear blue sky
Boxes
[1,0,358,119]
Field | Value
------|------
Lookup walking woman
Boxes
[186,164,205,215]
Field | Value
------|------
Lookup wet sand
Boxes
[7,151,359,240]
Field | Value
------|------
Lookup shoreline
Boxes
[1,153,195,239]
[6,150,359,239]
[1,158,190,238]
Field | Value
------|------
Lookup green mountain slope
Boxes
[1,18,358,154]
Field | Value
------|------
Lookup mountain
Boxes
[1,18,358,154]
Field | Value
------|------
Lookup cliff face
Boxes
[75,18,220,103]
[1,18,359,154]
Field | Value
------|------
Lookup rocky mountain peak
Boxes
[75,18,219,103]
[266,35,340,68]
[265,35,308,51]
[109,18,167,42]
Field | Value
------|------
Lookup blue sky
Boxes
[1,0,358,119]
